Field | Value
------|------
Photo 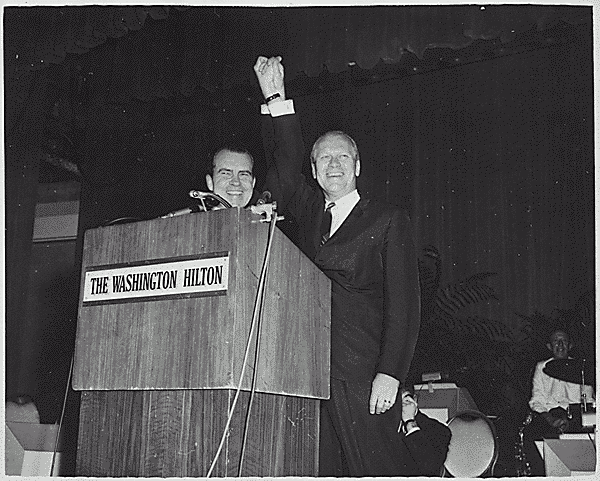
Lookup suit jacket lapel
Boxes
[326,197,370,245]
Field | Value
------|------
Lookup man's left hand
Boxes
[369,373,399,414]
[253,56,285,101]
[401,390,418,421]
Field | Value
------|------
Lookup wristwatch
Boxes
[403,419,418,434]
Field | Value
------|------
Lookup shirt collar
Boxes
[326,189,360,210]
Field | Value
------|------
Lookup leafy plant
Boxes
[409,246,596,416]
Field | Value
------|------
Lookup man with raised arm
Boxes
[254,56,421,477]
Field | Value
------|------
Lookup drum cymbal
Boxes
[543,358,595,385]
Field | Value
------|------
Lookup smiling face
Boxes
[547,330,572,360]
[206,149,255,208]
[311,132,360,202]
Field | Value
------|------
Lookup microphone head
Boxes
[257,190,272,205]
[189,190,210,199]
[188,190,232,209]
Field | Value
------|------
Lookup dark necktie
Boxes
[320,202,335,246]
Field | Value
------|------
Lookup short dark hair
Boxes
[211,145,254,172]
[310,130,360,164]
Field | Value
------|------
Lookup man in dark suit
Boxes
[398,386,452,476]
[254,56,421,476]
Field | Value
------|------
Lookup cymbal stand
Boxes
[581,358,587,412]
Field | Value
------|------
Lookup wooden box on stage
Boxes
[73,208,331,477]
[413,383,479,424]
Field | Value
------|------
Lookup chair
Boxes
[442,410,499,477]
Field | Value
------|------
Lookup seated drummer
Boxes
[529,327,595,434]
[523,327,595,475]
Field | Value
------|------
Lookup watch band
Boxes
[403,419,418,434]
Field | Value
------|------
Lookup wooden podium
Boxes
[72,208,331,477]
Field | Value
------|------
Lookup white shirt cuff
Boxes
[260,99,295,117]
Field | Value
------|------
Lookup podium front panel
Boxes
[73,209,330,399]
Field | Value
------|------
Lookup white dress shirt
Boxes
[326,190,360,238]
[529,357,595,413]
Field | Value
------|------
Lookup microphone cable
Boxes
[237,210,278,477]
[51,351,75,476]
[206,209,279,477]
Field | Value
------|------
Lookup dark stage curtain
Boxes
[292,29,594,330]
[265,5,590,77]
[5,69,48,397]
[6,6,589,87]
[409,38,594,327]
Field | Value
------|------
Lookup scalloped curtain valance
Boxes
[5,5,591,84]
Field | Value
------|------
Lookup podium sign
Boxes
[81,254,229,304]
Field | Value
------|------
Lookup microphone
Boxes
[161,204,202,218]
[189,190,213,199]
[256,190,272,205]
[189,190,232,209]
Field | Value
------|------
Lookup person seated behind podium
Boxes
[205,146,257,209]
[398,385,452,476]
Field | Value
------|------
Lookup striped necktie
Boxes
[320,202,335,246]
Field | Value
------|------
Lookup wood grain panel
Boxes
[73,209,330,398]
[76,390,319,477]
[229,213,331,398]
[254,223,331,397]
[74,209,239,391]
